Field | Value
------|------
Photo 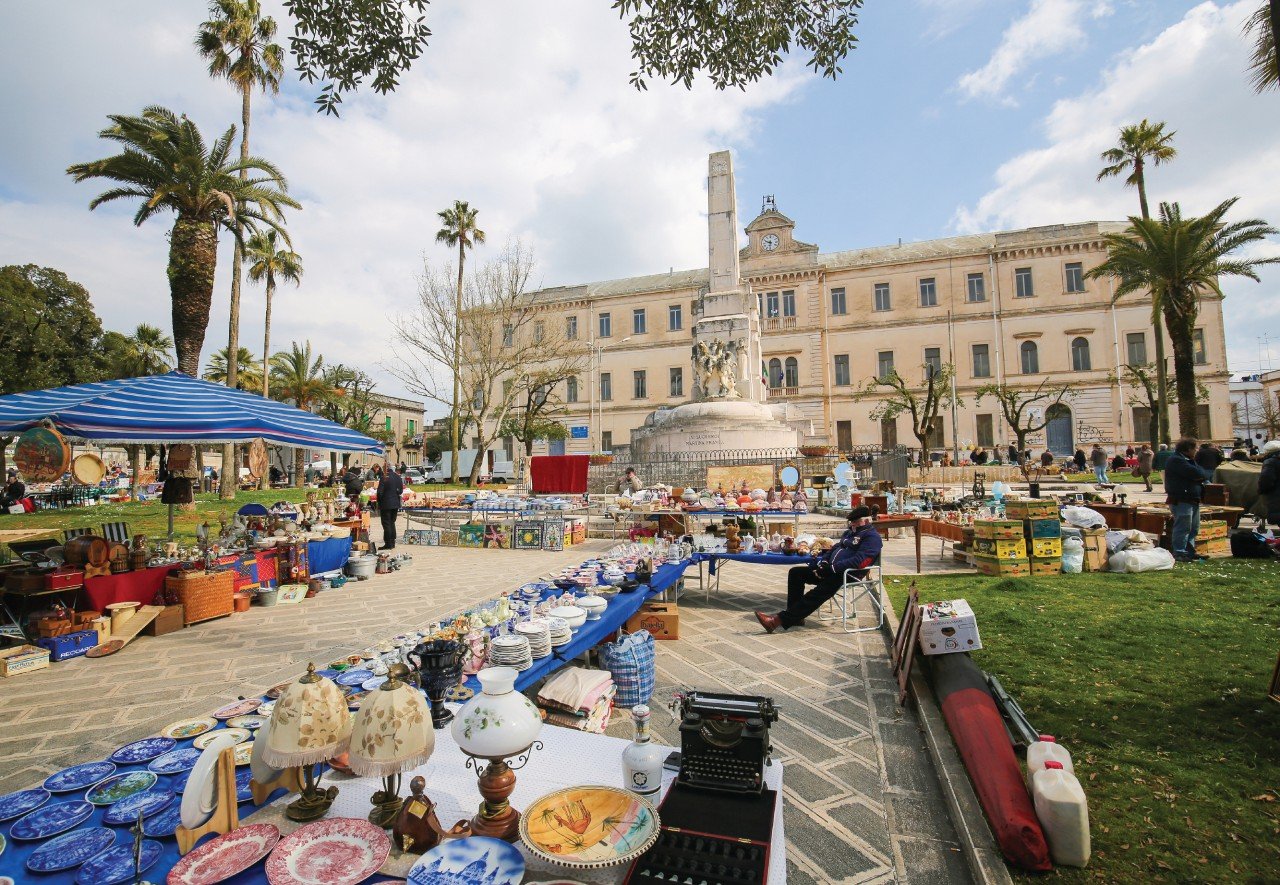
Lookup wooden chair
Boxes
[100,522,131,545]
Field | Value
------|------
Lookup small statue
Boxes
[724,524,742,554]
[392,776,470,854]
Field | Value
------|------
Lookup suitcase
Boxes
[35,630,99,661]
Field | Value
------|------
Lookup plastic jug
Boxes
[1026,735,1074,784]
[1032,761,1090,867]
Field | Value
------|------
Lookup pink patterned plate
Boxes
[212,699,263,720]
[167,823,280,884]
[265,818,391,885]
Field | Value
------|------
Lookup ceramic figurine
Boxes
[392,776,470,853]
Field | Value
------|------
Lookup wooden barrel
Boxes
[64,535,110,569]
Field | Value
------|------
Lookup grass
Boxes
[890,562,1280,883]
[1058,471,1163,486]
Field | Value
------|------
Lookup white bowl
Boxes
[548,605,586,629]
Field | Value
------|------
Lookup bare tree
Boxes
[1106,363,1208,446]
[974,380,1072,477]
[855,364,958,467]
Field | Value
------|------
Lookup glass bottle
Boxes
[622,705,665,796]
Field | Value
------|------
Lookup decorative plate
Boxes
[161,717,218,740]
[10,799,95,840]
[257,700,277,716]
[102,787,174,825]
[85,640,124,658]
[265,817,391,885]
[360,676,388,691]
[519,785,660,869]
[409,837,524,885]
[226,714,269,730]
[194,728,250,750]
[233,741,255,766]
[0,787,50,821]
[109,736,176,765]
[45,761,117,794]
[180,732,239,830]
[74,839,161,885]
[141,802,183,838]
[149,747,202,775]
[334,668,372,687]
[212,698,263,720]
[344,690,370,710]
[86,771,159,806]
[236,767,254,802]
[265,681,293,700]
[168,823,281,885]
[26,826,116,872]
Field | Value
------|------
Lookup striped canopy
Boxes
[0,371,383,453]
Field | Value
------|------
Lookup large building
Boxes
[502,203,1231,460]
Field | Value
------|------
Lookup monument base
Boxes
[630,400,801,457]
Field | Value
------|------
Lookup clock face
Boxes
[762,233,780,252]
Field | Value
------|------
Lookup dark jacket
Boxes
[1152,448,1173,470]
[814,524,883,578]
[1136,449,1154,474]
[376,470,405,511]
[1163,452,1205,504]
[1258,453,1280,519]
[343,469,365,499]
[1073,450,1087,471]
[1195,445,1223,476]
[1090,447,1107,467]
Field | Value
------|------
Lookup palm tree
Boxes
[123,324,175,376]
[67,106,297,376]
[1097,119,1177,443]
[1088,198,1278,437]
[435,200,485,483]
[271,341,330,486]
[1246,1,1280,93]
[205,346,263,392]
[244,229,303,399]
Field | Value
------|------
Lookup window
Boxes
[1193,328,1207,365]
[472,386,484,410]
[601,431,612,452]
[831,287,847,315]
[924,347,942,378]
[566,316,578,340]
[966,272,986,303]
[873,282,891,312]
[919,277,937,307]
[598,312,611,338]
[926,417,945,450]
[566,376,578,403]
[877,350,895,380]
[633,370,647,399]
[1065,262,1085,293]
[600,372,612,401]
[668,304,682,331]
[502,324,513,346]
[1014,267,1034,298]
[669,367,683,397]
[1020,340,1039,374]
[837,420,853,451]
[976,414,994,448]
[408,419,415,435]
[1071,337,1091,371]
[972,343,991,378]
[533,321,544,343]
[1132,407,1153,443]
[632,308,646,335]
[1126,332,1147,366]
[833,354,851,386]
[768,358,783,388]
[880,417,897,449]
[782,290,796,318]
[765,291,780,317]
[384,416,392,431]
[784,357,799,388]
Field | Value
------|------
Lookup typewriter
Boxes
[675,691,777,794]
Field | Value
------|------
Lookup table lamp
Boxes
[450,666,543,842]
[349,662,435,828]
[261,662,352,821]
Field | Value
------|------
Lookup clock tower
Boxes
[742,196,818,259]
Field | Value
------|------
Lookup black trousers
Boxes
[780,565,843,628]
[380,508,399,549]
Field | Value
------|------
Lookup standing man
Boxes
[1090,444,1109,485]
[376,462,405,550]
[1194,441,1224,479]
[1135,443,1155,493]
[1164,438,1206,562]
[1257,440,1280,528]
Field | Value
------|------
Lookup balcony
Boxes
[767,386,800,398]
[762,317,797,332]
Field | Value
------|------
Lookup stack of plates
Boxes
[516,620,552,659]
[545,617,572,648]
[489,634,532,671]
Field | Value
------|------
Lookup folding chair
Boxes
[101,521,131,544]
[820,556,885,634]
[63,528,91,542]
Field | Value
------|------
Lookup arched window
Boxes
[1020,341,1039,374]
[768,358,783,388]
[784,357,799,388]
[1071,336,1091,371]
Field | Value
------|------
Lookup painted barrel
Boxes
[64,535,110,569]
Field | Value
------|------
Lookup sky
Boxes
[2,0,1278,414]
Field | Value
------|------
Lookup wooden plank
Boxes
[109,604,164,647]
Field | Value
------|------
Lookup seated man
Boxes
[0,468,25,510]
[754,505,882,632]
[615,467,643,495]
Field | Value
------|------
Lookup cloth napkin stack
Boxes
[538,667,616,734]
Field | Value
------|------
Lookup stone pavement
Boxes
[2,533,974,884]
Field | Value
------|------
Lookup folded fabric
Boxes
[545,686,616,734]
[538,666,613,711]
[539,676,614,714]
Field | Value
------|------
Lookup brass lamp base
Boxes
[368,774,404,829]
[286,766,339,822]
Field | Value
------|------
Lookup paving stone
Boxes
[894,836,974,885]
[888,794,963,842]
[825,797,894,858]
[783,801,888,881]
[784,858,822,885]
[826,757,886,799]
[777,762,846,804]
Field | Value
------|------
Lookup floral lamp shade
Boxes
[262,663,353,768]
[349,670,434,778]
[451,666,543,760]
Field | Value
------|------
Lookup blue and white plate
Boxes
[315,668,340,679]
[409,836,525,885]
[170,770,191,795]
[102,788,174,825]
[109,736,175,765]
[0,787,49,822]
[86,771,158,806]
[74,839,161,885]
[10,799,95,841]
[141,802,183,838]
[236,767,253,803]
[26,827,116,872]
[44,761,117,794]
[335,668,372,687]
[148,747,201,775]
[361,675,388,691]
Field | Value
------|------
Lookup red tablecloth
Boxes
[84,564,179,609]
[530,455,589,494]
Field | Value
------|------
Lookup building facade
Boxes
[507,207,1232,458]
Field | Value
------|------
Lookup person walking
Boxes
[376,462,405,549]
[1256,441,1280,528]
[1073,448,1087,474]
[1089,444,1109,485]
[1135,443,1154,492]
[1164,438,1206,562]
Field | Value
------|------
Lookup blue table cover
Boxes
[691,550,810,575]
[306,535,352,574]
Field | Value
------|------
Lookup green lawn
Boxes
[891,562,1280,883]
[1058,470,1163,485]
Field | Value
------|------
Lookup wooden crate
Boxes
[144,605,185,636]
[0,644,50,677]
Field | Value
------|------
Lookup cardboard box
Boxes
[973,520,1024,540]
[918,599,982,655]
[1031,538,1064,559]
[36,630,98,661]
[1200,537,1231,558]
[144,605,185,636]
[0,644,50,677]
[1030,556,1061,576]
[625,602,679,640]
[1081,529,1108,572]
[1005,499,1060,520]
[972,537,1028,560]
[1199,520,1228,541]
[1024,518,1063,539]
[973,555,1030,577]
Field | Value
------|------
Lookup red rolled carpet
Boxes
[530,455,589,494]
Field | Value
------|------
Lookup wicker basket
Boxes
[165,570,235,625]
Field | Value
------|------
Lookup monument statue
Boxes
[692,339,742,399]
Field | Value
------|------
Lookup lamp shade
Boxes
[262,663,353,768]
[348,666,434,778]
[451,666,542,759]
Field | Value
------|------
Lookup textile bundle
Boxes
[538,667,615,734]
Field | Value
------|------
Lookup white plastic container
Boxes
[1026,734,1074,785]
[1032,761,1090,867]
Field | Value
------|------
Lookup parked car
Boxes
[402,466,427,484]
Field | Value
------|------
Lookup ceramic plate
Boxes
[26,827,116,872]
[236,767,254,803]
[264,681,293,700]
[249,722,283,786]
[86,771,158,806]
[181,733,239,830]
[0,787,50,821]
[226,714,269,730]
[109,736,176,765]
[10,799,95,840]
[44,761,117,794]
[519,785,659,869]
[148,747,202,775]
[212,698,262,720]
[74,839,161,885]
[234,741,254,766]
[265,817,391,885]
[257,700,277,716]
[102,788,174,825]
[168,823,280,885]
[344,690,370,710]
[141,802,183,838]
[161,717,218,740]
[409,837,524,885]
[334,669,372,687]
[194,728,250,750]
